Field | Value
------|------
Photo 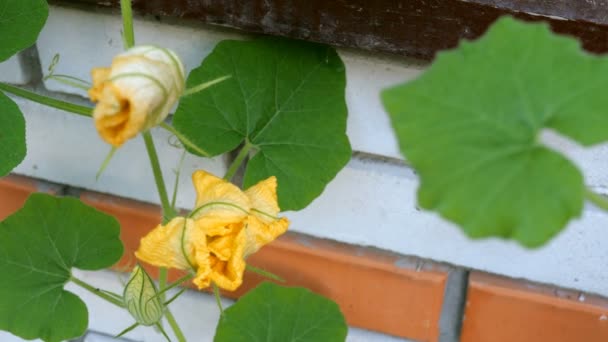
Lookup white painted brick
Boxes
[0,55,31,84]
[341,51,423,159]
[0,270,402,341]
[11,97,227,209]
[286,156,608,297]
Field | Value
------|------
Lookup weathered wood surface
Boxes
[53,0,608,60]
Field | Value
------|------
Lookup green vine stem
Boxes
[585,188,608,211]
[212,283,224,314]
[70,276,125,308]
[246,265,285,282]
[142,131,185,341]
[0,83,91,117]
[120,1,186,339]
[142,131,177,222]
[120,0,135,49]
[224,141,253,181]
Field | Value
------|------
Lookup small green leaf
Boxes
[0,0,49,62]
[0,92,26,176]
[0,193,123,342]
[381,16,608,247]
[214,282,347,342]
[173,38,351,210]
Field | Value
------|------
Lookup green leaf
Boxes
[381,16,608,247]
[0,0,49,62]
[0,193,123,342]
[173,38,351,210]
[214,282,347,342]
[0,91,26,176]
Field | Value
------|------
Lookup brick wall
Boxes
[1,4,608,342]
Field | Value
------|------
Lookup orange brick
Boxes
[80,190,448,341]
[0,174,60,219]
[461,272,608,342]
[237,234,448,341]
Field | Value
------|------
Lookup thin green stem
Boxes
[182,75,231,97]
[116,322,139,338]
[157,268,186,341]
[212,283,224,314]
[159,122,210,157]
[142,131,176,223]
[164,287,187,306]
[0,83,91,117]
[45,74,91,90]
[70,276,125,308]
[120,0,135,49]
[171,150,187,210]
[246,265,285,282]
[150,272,193,302]
[96,147,118,180]
[585,188,608,211]
[224,141,253,181]
[158,268,168,300]
[164,310,186,342]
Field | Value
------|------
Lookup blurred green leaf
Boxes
[382,17,608,247]
[215,282,347,342]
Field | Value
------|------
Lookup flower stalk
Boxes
[120,0,135,49]
[224,141,253,181]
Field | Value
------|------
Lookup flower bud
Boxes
[123,265,164,326]
[88,45,185,146]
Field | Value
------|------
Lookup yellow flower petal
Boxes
[88,45,185,147]
[135,217,204,271]
[88,67,110,101]
[191,170,251,233]
[244,215,290,257]
[208,228,247,291]
[245,176,281,222]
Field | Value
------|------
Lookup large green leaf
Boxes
[0,193,123,342]
[0,92,25,176]
[173,38,351,210]
[381,16,608,247]
[0,0,49,62]
[214,282,347,342]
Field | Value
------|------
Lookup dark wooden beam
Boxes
[52,0,608,60]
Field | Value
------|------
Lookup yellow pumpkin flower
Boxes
[135,171,289,291]
[88,45,185,147]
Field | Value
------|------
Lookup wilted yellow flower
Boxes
[88,45,185,146]
[135,171,289,291]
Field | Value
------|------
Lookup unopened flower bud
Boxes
[123,265,164,326]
